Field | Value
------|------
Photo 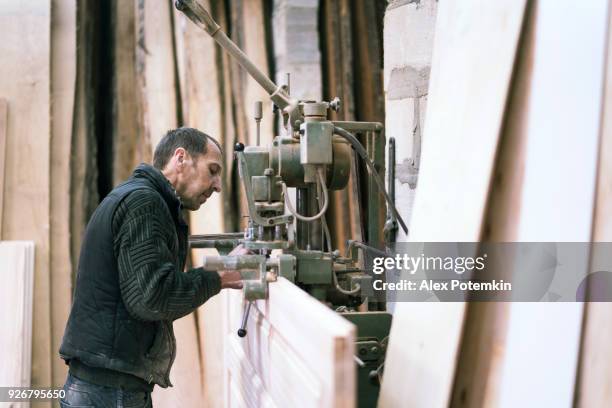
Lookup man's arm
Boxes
[114,190,221,321]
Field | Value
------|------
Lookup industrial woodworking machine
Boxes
[176,1,408,406]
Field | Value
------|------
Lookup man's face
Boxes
[175,145,223,211]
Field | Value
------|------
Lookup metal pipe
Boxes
[388,137,396,211]
[254,101,262,146]
[201,255,265,271]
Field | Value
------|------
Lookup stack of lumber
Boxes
[0,242,35,389]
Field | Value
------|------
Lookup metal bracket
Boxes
[236,151,293,227]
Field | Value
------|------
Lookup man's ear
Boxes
[174,147,187,170]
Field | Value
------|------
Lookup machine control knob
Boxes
[234,142,245,152]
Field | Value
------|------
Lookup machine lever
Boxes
[237,301,253,337]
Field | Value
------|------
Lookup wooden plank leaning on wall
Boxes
[379,1,527,407]
[0,1,53,398]
[449,2,534,405]
[480,1,607,406]
[0,98,6,238]
[321,0,364,253]
[173,0,236,405]
[0,242,35,392]
[112,0,147,185]
[50,0,77,389]
[130,1,206,406]
[70,1,100,286]
[575,3,612,406]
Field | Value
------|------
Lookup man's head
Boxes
[153,127,223,211]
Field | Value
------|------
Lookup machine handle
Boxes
[175,0,219,35]
[175,0,295,112]
[237,301,253,337]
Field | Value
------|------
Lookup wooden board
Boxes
[379,1,527,407]
[0,242,35,389]
[0,1,53,391]
[225,278,355,408]
[173,2,229,406]
[489,1,607,407]
[70,1,100,285]
[139,0,179,150]
[50,0,76,388]
[112,0,146,186]
[238,0,274,147]
[0,98,6,240]
[136,2,206,406]
[321,0,364,252]
[566,2,612,407]
[448,3,533,404]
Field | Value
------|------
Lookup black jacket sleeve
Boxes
[113,189,221,321]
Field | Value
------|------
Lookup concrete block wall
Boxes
[272,0,321,102]
[384,0,437,239]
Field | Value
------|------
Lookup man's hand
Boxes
[218,244,251,289]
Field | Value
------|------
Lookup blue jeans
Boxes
[60,373,152,408]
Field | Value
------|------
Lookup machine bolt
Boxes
[371,346,379,354]
[359,347,367,356]
[329,97,341,112]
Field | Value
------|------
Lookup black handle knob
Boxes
[237,301,252,337]
[234,142,245,152]
[175,0,185,11]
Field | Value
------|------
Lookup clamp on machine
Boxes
[175,0,408,405]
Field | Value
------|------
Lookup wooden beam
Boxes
[112,0,145,186]
[0,98,7,240]
[0,0,53,392]
[50,0,76,388]
[379,1,527,407]
[473,1,606,407]
[450,3,533,405]
[239,0,274,147]
[70,1,100,285]
[135,1,206,405]
[321,0,363,253]
[173,2,230,406]
[574,4,612,407]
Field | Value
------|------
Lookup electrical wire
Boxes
[332,263,361,295]
[333,126,408,234]
[282,166,328,222]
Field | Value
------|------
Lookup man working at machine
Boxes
[59,127,246,407]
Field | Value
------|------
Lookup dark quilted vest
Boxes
[59,165,187,388]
